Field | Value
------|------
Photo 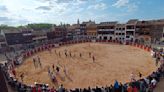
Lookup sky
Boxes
[0,0,164,26]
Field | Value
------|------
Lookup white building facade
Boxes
[125,19,138,42]
[115,24,126,42]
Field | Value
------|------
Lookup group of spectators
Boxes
[1,41,164,92]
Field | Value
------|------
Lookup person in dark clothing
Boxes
[92,56,95,62]
[37,56,42,68]
[80,53,82,58]
[33,58,37,68]
[20,73,24,82]
[58,84,64,92]
[56,66,60,72]
[139,72,142,78]
[69,52,72,57]
[119,83,123,92]
[52,64,55,71]
[65,52,68,57]
[110,85,114,92]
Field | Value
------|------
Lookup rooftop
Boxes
[126,19,138,25]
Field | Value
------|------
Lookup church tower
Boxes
[77,19,80,24]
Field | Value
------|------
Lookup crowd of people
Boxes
[1,40,164,92]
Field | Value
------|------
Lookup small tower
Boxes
[77,19,80,24]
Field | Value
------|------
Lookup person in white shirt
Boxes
[151,78,157,87]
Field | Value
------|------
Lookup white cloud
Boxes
[113,0,138,12]
[113,0,129,8]
[0,0,114,26]
[0,0,110,26]
[88,3,107,10]
[36,6,51,10]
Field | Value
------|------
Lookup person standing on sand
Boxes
[20,73,24,82]
[33,58,36,68]
[80,53,82,58]
[52,64,55,71]
[56,66,60,73]
[48,66,51,76]
[69,51,72,57]
[37,56,42,68]
[65,52,68,57]
[139,72,142,78]
[92,56,95,62]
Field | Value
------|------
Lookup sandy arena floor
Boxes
[15,43,157,89]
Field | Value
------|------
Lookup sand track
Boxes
[15,43,157,89]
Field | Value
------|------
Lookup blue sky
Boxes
[0,0,164,26]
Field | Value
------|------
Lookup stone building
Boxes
[97,21,117,40]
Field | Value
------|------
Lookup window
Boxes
[126,36,130,38]
[126,26,135,29]
[110,37,112,40]
[104,36,107,40]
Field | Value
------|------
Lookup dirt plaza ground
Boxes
[15,43,157,89]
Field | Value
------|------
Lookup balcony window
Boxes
[126,36,130,38]
[126,26,135,29]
